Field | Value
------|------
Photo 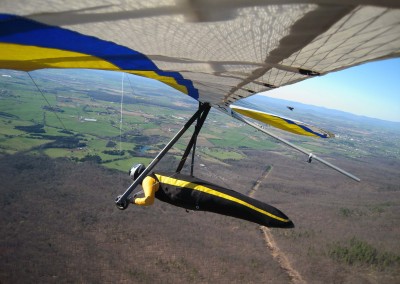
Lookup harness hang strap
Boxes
[176,102,211,175]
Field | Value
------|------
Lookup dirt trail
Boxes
[249,167,306,284]
[247,166,273,197]
[260,227,306,284]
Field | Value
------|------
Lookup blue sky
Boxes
[260,58,400,122]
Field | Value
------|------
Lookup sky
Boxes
[260,58,400,122]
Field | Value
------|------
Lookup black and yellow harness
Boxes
[153,173,294,228]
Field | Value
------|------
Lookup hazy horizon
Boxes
[259,58,400,123]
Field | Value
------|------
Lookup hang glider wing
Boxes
[1,0,399,127]
[0,13,199,99]
[230,105,334,138]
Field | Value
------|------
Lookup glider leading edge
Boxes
[1,1,399,227]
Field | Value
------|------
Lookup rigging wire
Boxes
[201,162,231,188]
[119,72,125,155]
[126,74,136,97]
[119,72,126,186]
[126,74,145,115]
[27,72,67,131]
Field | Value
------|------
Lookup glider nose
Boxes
[282,220,295,228]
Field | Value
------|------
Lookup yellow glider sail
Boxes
[230,105,334,138]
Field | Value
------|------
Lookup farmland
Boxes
[1,69,270,171]
[1,69,399,283]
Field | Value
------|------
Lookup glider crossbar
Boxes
[115,103,211,209]
[231,111,361,182]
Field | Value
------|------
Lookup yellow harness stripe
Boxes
[156,174,289,223]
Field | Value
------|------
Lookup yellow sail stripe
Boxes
[0,43,188,94]
[156,174,289,223]
[231,105,319,137]
[0,43,118,70]
[130,70,188,94]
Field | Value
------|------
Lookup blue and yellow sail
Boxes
[231,105,334,138]
[0,14,198,100]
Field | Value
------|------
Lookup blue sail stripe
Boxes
[0,13,199,100]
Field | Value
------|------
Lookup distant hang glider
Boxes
[230,105,334,138]
[1,1,399,209]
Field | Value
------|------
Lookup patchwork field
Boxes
[1,69,399,283]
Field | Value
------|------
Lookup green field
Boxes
[0,69,260,171]
[3,68,398,173]
[201,147,244,160]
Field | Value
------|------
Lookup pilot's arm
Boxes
[133,175,159,206]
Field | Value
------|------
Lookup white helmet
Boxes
[129,164,146,180]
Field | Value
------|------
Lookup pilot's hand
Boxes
[128,194,138,204]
